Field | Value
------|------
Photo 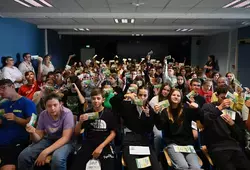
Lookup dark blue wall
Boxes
[0,18,44,66]
[238,26,250,87]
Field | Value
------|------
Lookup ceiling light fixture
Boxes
[74,28,78,31]
[176,28,194,32]
[86,28,90,31]
[39,0,53,7]
[233,0,250,8]
[132,2,144,7]
[242,21,250,25]
[24,0,43,7]
[14,0,31,7]
[223,0,241,8]
[122,19,128,23]
[114,19,135,24]
[78,28,84,31]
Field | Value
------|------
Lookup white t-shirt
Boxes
[2,66,23,88]
[42,63,55,76]
[149,95,159,108]
[18,61,35,76]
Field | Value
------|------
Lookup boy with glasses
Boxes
[0,79,36,170]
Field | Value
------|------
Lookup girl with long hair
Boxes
[110,86,162,170]
[154,89,202,170]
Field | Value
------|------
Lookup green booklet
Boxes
[0,109,5,116]
[222,109,236,120]
[82,80,91,85]
[103,88,113,94]
[86,112,99,120]
[128,87,137,93]
[28,113,37,127]
[158,100,170,110]
[245,93,250,101]
[154,84,162,89]
[186,91,196,100]
[225,91,236,103]
[133,98,144,106]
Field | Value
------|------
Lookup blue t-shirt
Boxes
[0,97,36,145]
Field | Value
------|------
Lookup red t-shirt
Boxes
[198,89,212,103]
[18,81,41,100]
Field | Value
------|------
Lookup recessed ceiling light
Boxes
[39,0,53,7]
[86,28,90,31]
[24,0,43,7]
[114,19,119,23]
[122,19,128,24]
[242,21,250,25]
[114,19,135,24]
[176,28,194,32]
[223,0,241,8]
[132,2,144,7]
[78,28,84,31]
[14,0,31,7]
[233,0,250,8]
[74,28,78,31]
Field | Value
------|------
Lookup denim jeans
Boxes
[166,144,202,170]
[18,138,74,170]
[153,125,163,156]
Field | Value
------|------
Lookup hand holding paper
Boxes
[26,124,36,134]
[79,114,89,123]
[221,113,235,126]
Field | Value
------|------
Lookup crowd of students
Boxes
[0,52,250,170]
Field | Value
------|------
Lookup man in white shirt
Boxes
[2,56,23,89]
[18,53,35,76]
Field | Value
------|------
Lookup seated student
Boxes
[110,86,162,170]
[18,93,74,170]
[175,74,189,96]
[154,89,203,170]
[70,88,117,170]
[211,77,244,112]
[18,57,43,100]
[201,86,250,170]
[62,76,85,115]
[149,83,172,157]
[101,81,115,109]
[198,79,213,103]
[184,78,206,108]
[0,79,36,170]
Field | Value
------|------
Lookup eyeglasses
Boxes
[192,84,201,87]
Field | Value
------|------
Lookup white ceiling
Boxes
[1,0,250,36]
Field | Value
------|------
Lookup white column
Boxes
[45,29,48,54]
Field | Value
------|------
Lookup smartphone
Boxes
[31,55,39,60]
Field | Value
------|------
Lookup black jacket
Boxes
[201,102,246,152]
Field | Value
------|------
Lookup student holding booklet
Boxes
[149,82,172,157]
[0,79,36,170]
[153,88,203,170]
[70,88,117,170]
[110,86,162,170]
[18,93,75,170]
[201,86,250,170]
